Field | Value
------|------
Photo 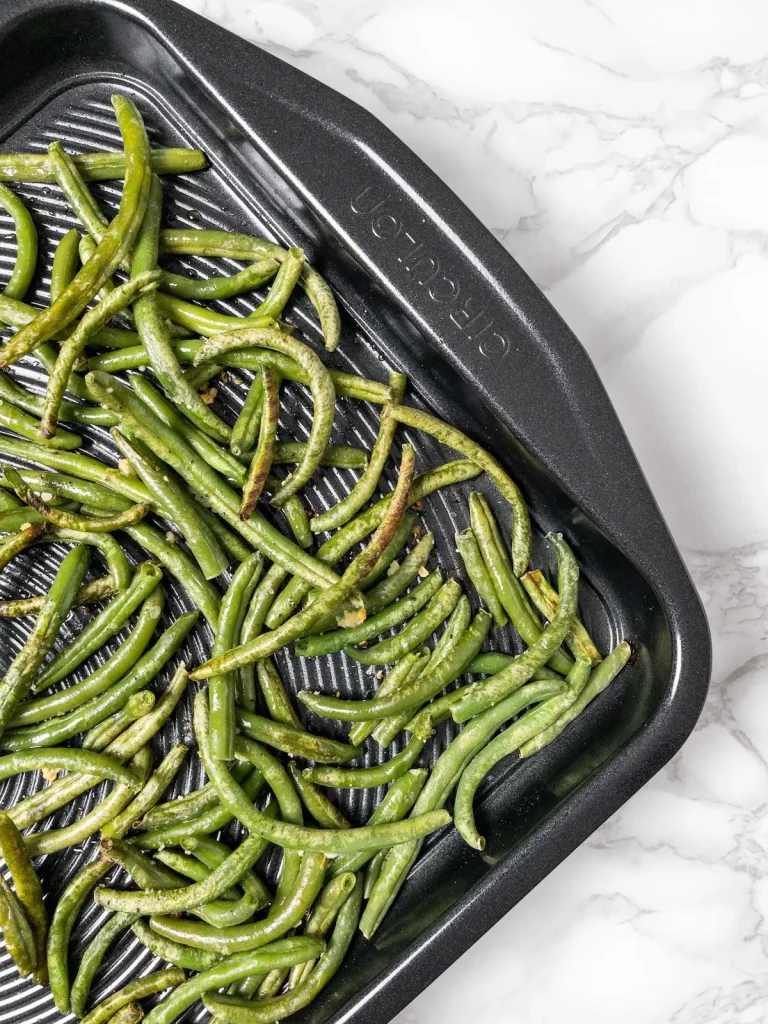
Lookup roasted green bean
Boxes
[0,543,90,737]
[0,96,151,366]
[240,365,278,519]
[0,183,37,300]
[310,371,406,533]
[0,811,47,982]
[209,552,264,759]
[194,326,335,505]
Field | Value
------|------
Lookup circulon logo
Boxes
[350,187,509,359]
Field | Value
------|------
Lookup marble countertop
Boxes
[171,2,768,1021]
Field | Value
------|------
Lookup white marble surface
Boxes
[170,2,768,1021]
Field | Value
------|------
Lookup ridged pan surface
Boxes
[0,3,710,1023]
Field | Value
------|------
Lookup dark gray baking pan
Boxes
[0,1,711,1022]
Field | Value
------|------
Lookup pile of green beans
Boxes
[0,93,634,1023]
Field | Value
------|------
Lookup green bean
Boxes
[88,336,389,404]
[235,739,303,839]
[0,507,46,531]
[0,436,150,503]
[125,520,221,627]
[0,543,89,737]
[455,676,588,849]
[113,429,228,580]
[0,501,78,532]
[467,652,515,674]
[87,371,339,590]
[149,291,272,338]
[0,96,151,366]
[231,708,346,765]
[107,1003,144,1024]
[12,487,147,532]
[134,768,265,851]
[391,404,530,575]
[361,677,566,937]
[70,912,141,1017]
[311,371,406,534]
[101,743,189,839]
[41,525,131,591]
[41,271,161,437]
[46,856,111,1012]
[255,657,300,727]
[51,227,82,300]
[101,836,186,889]
[235,735,303,899]
[8,662,189,830]
[0,487,22,511]
[0,371,114,429]
[190,444,417,679]
[52,145,120,260]
[31,561,162,693]
[345,773,430,881]
[363,533,434,616]
[306,513,418,637]
[304,733,425,789]
[231,373,262,460]
[0,148,206,183]
[161,257,278,301]
[465,654,561,685]
[131,918,221,971]
[82,691,155,750]
[130,372,247,486]
[5,607,197,750]
[0,183,37,300]
[148,851,327,954]
[241,563,287,640]
[450,533,579,722]
[134,177,231,442]
[96,827,271,917]
[140,937,323,1024]
[0,874,37,977]
[286,872,356,989]
[203,875,362,1023]
[0,747,140,786]
[519,641,631,758]
[265,459,480,629]
[273,441,367,469]
[286,762,350,830]
[240,365,279,519]
[360,509,419,591]
[344,578,462,666]
[235,566,287,710]
[196,690,449,852]
[159,229,341,353]
[364,850,385,899]
[521,568,602,666]
[469,492,572,676]
[194,326,335,506]
[0,394,82,449]
[456,527,507,626]
[185,835,271,909]
[296,569,443,658]
[251,246,304,320]
[210,552,265,759]
[0,291,138,356]
[138,760,253,831]
[432,592,472,664]
[0,522,47,569]
[348,650,429,747]
[371,598,472,747]
[0,811,47,982]
[79,968,186,1024]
